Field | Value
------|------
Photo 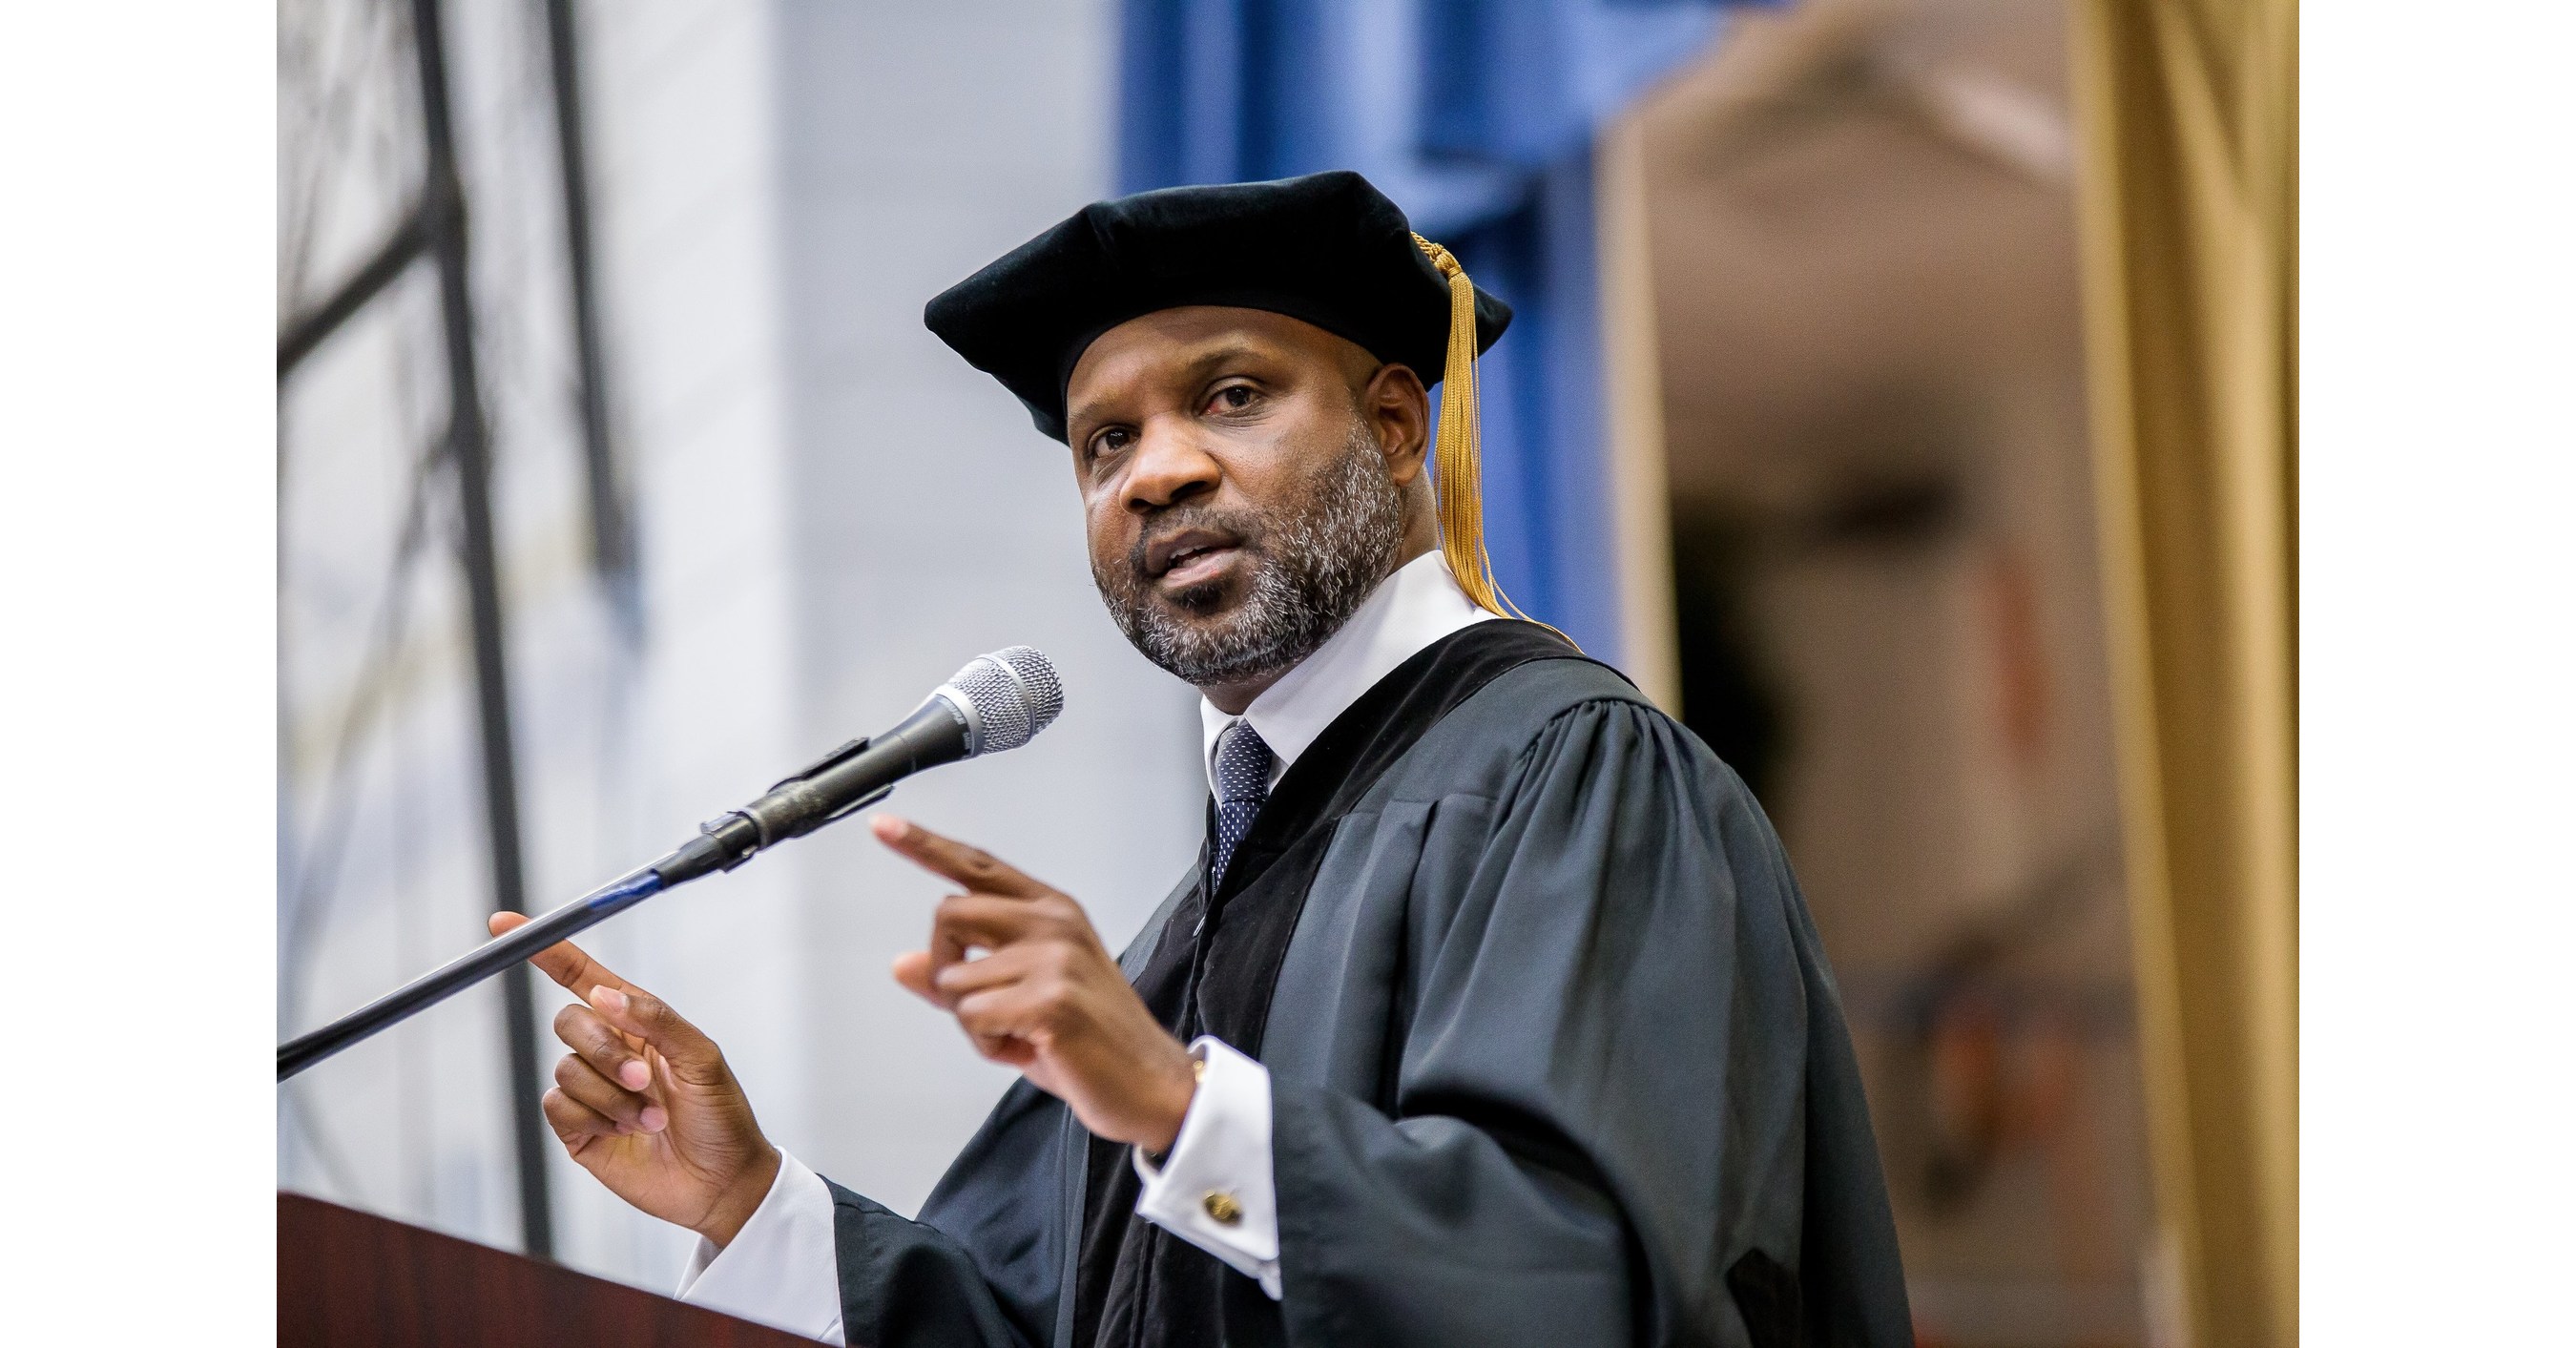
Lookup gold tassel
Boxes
[1411,233,1567,641]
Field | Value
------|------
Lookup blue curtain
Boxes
[1118,0,1733,663]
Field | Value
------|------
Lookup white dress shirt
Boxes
[675,1151,847,1341]
[677,550,1492,1339]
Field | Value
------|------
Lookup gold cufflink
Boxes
[1202,1191,1243,1225]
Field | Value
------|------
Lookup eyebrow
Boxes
[1066,341,1277,433]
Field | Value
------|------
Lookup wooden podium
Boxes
[280,1192,818,1346]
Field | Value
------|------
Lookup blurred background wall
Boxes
[279,0,1200,1293]
[1631,6,2155,1343]
[278,2,2294,1344]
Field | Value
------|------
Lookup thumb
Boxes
[891,950,938,1005]
[587,984,727,1089]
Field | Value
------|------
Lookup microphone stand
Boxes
[278,667,1018,1082]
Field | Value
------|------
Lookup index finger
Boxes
[488,911,634,1000]
[868,815,1049,899]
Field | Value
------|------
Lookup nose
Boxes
[1122,414,1220,515]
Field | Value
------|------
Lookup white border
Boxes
[0,6,274,1335]
[2303,5,2576,1341]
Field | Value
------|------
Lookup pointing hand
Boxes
[876,815,1198,1152]
[491,912,779,1248]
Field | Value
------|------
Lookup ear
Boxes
[1360,363,1432,487]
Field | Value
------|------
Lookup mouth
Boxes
[1145,529,1246,588]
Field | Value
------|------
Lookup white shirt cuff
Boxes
[675,1150,846,1344]
[1132,1036,1282,1299]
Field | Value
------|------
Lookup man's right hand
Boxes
[490,912,781,1249]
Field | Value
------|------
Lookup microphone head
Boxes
[939,646,1065,757]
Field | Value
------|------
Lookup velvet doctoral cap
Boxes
[924,170,1511,444]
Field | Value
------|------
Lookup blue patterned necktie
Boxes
[1210,721,1276,888]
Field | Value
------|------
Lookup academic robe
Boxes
[818,622,1911,1348]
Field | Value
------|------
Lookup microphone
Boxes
[278,647,1064,1081]
[658,645,1065,885]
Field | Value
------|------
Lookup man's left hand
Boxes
[876,814,1197,1152]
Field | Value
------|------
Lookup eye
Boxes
[1207,383,1260,414]
[1087,426,1134,461]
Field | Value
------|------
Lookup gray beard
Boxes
[1094,422,1408,689]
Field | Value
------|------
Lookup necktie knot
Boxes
[1211,723,1275,886]
[1215,722,1274,805]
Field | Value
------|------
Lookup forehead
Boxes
[1064,306,1361,420]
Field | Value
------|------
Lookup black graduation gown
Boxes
[818,623,1912,1348]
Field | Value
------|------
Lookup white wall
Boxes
[763,0,1204,1213]
[278,0,1197,1294]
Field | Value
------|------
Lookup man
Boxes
[494,171,1910,1347]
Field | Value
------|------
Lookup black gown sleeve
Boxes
[820,1072,1086,1348]
[825,1180,1031,1348]
[820,875,1195,1348]
[1267,699,1911,1348]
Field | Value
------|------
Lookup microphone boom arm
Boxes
[274,717,924,1082]
[276,861,671,1081]
[277,650,1058,1084]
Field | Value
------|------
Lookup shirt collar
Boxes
[1197,550,1495,795]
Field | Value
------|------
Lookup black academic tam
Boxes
[924,170,1513,442]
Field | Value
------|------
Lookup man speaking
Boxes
[492,171,1911,1347]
